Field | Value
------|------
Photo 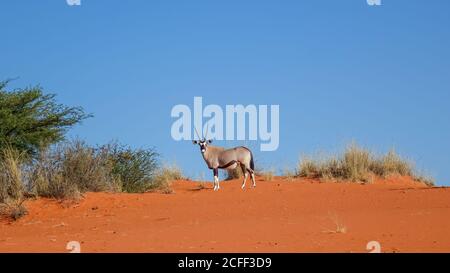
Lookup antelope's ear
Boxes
[208,139,213,144]
[193,140,198,145]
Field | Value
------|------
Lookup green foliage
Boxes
[104,143,160,193]
[0,80,91,157]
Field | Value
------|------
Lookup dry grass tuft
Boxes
[196,182,207,190]
[261,170,275,181]
[148,164,184,194]
[322,212,347,234]
[0,147,28,220]
[0,201,28,221]
[226,168,243,180]
[297,143,434,186]
[282,169,296,181]
[413,174,435,187]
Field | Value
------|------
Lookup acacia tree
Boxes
[0,80,91,157]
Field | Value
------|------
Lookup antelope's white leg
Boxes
[242,173,248,189]
[214,176,219,191]
[251,173,256,188]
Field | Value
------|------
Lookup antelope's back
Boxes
[227,146,253,164]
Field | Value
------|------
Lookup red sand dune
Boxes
[1,176,450,253]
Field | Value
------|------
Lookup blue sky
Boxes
[1,1,449,184]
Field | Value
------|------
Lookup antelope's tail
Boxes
[240,146,255,172]
[250,151,255,172]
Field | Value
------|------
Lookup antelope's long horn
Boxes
[204,123,209,140]
[194,127,201,140]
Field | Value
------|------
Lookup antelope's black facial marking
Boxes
[199,140,207,153]
[193,139,212,154]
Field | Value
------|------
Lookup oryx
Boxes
[193,128,256,191]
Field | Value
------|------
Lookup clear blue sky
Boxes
[1,1,449,185]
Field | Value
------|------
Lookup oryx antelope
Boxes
[193,128,256,191]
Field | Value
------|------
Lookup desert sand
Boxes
[1,176,450,253]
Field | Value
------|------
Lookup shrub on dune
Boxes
[29,140,120,199]
[105,142,159,193]
[28,140,164,197]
